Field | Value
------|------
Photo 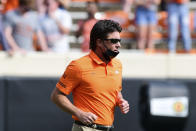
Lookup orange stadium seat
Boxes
[152,31,165,41]
[33,34,41,51]
[156,11,168,41]
[120,19,136,40]
[158,11,168,29]
[102,10,135,40]
[103,10,131,28]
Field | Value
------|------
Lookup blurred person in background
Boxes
[36,0,46,17]
[51,20,129,131]
[76,1,98,52]
[122,0,133,13]
[1,0,18,14]
[160,0,166,11]
[0,0,10,52]
[134,0,161,51]
[0,15,9,51]
[4,0,49,54]
[39,0,72,53]
[166,0,192,53]
[58,0,71,9]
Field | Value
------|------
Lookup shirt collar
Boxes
[89,50,113,66]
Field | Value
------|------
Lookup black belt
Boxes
[74,120,114,131]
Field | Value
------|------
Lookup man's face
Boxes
[102,31,121,54]
[47,0,58,12]
[87,3,97,17]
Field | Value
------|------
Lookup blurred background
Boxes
[0,0,196,131]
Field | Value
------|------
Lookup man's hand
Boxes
[76,110,98,125]
[117,92,129,114]
[118,98,129,114]
[51,88,97,125]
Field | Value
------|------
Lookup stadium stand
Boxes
[102,10,136,48]
[1,0,196,52]
[155,11,196,53]
[69,0,137,49]
[68,0,196,52]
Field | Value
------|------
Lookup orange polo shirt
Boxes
[56,51,122,126]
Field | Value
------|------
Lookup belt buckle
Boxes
[106,127,111,131]
[91,124,97,129]
[108,127,112,131]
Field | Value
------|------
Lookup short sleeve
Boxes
[56,61,81,95]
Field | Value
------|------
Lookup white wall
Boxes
[0,51,196,79]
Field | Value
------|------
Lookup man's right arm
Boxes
[50,88,97,124]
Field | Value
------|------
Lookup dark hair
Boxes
[19,0,34,11]
[19,0,29,6]
[89,19,122,51]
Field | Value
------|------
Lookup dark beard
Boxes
[103,49,119,61]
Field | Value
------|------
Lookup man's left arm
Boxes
[117,92,129,114]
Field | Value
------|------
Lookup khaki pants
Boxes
[72,123,103,131]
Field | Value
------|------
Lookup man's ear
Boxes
[96,39,103,48]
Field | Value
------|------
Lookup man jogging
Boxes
[51,20,129,131]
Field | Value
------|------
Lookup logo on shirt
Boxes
[115,70,119,74]
[59,81,66,88]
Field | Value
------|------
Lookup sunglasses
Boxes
[104,38,121,44]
